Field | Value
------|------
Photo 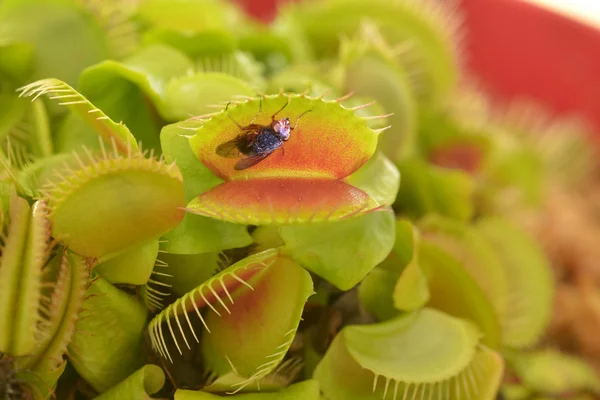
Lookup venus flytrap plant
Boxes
[2,0,599,398]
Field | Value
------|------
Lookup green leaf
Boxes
[280,210,395,290]
[393,258,429,311]
[377,218,417,273]
[419,242,502,349]
[314,308,504,400]
[0,1,108,86]
[163,213,251,255]
[68,275,148,393]
[160,120,223,201]
[200,255,313,391]
[156,252,219,298]
[0,42,35,83]
[175,380,320,399]
[358,267,400,321]
[476,217,554,348]
[420,216,510,335]
[94,364,166,400]
[95,240,159,285]
[345,151,400,206]
[395,157,474,221]
[79,44,195,151]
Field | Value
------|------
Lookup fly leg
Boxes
[249,96,263,124]
[271,98,289,120]
[225,102,243,130]
[292,108,313,130]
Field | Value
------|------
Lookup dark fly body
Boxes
[216,99,311,170]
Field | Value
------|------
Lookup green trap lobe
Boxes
[49,157,185,258]
[201,256,313,381]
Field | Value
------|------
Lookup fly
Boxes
[216,98,311,170]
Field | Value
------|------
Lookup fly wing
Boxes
[234,152,271,170]
[216,130,260,158]
[216,137,243,158]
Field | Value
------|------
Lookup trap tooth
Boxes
[314,308,504,400]
[41,148,185,259]
[17,78,139,155]
[202,357,304,394]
